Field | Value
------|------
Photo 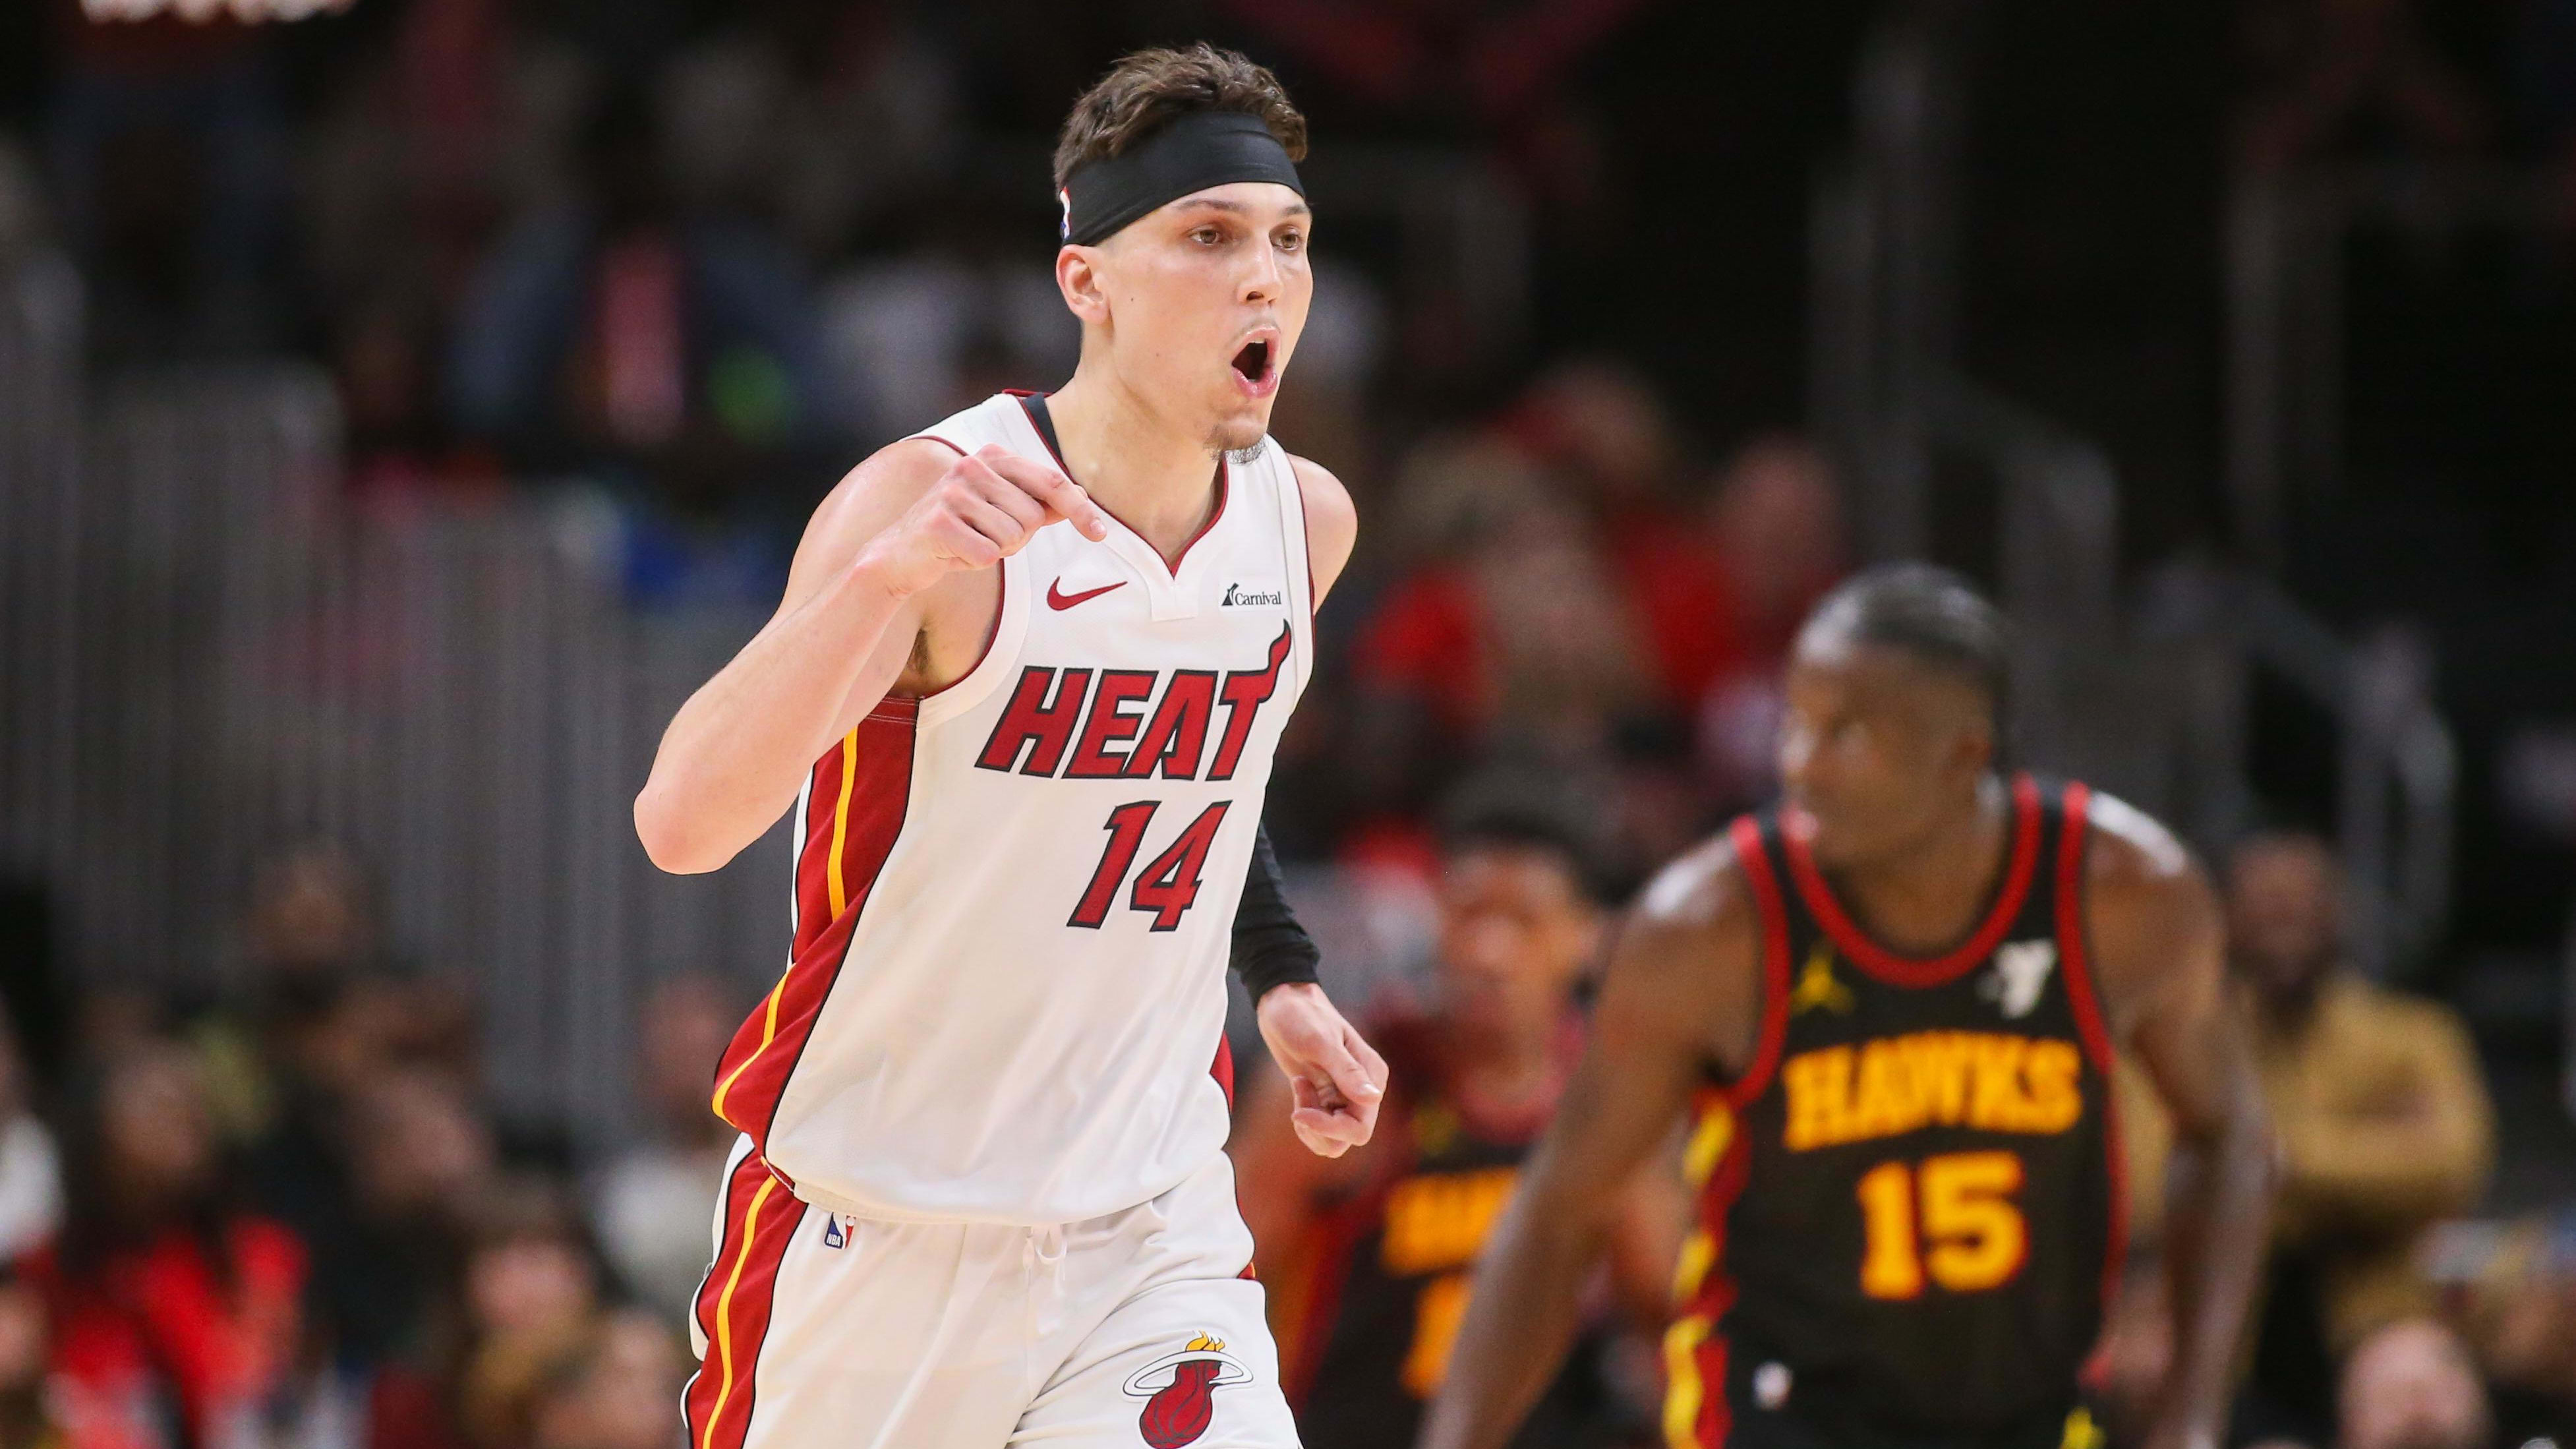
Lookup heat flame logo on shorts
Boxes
[1123,1333,1251,1448]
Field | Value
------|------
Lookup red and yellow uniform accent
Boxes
[685,1147,808,1449]
[1662,816,1793,1449]
[709,699,918,1144]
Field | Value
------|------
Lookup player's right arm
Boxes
[633,441,1108,874]
[1420,835,1763,1449]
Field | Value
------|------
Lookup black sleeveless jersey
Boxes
[1291,1020,1605,1449]
[1666,777,2126,1448]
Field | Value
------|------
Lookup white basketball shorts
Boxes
[683,1137,1299,1449]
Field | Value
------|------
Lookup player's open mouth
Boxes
[1229,336,1278,398]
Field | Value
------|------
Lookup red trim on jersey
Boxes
[684,1147,805,1449]
[1680,1088,1755,1449]
[912,434,967,456]
[788,750,843,962]
[2051,781,2128,1321]
[1782,773,2043,988]
[1014,393,1229,576]
[1725,816,1796,1107]
[713,699,918,1141]
[1211,1035,1236,1110]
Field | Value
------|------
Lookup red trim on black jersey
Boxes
[713,699,919,1142]
[1783,774,2044,988]
[2051,781,2128,1320]
[1726,815,1797,1106]
[684,1146,806,1449]
[1683,1084,1755,1449]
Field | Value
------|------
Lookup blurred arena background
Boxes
[1,1,2575,1447]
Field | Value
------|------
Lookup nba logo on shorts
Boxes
[822,1216,846,1250]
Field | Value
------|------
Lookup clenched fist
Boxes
[858,444,1112,597]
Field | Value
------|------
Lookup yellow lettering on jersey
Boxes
[1400,1271,1473,1398]
[2019,1038,2084,1133]
[1782,1046,1857,1151]
[1780,1031,2086,1150]
[1380,1166,1520,1278]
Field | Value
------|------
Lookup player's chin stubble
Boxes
[1208,415,1266,454]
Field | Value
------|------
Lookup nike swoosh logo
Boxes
[1047,579,1127,610]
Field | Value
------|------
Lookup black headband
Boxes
[1059,111,1304,247]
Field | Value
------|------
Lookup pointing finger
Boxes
[985,453,1111,543]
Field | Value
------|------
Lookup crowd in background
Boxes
[0,815,2571,1449]
[4,0,2576,1447]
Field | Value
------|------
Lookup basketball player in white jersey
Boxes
[632,44,1378,1449]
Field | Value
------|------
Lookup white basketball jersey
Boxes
[707,393,1315,1226]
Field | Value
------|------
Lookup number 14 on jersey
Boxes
[1069,801,1232,931]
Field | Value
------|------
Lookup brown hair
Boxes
[1052,44,1307,191]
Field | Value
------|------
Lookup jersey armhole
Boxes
[1272,444,1317,695]
[2051,781,2130,1314]
[1721,816,1795,1108]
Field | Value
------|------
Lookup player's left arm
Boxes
[2081,794,2276,1449]
[1250,454,1386,1158]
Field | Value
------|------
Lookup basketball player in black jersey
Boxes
[1423,566,2274,1449]
[1235,784,1675,1449]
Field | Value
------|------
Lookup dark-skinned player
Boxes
[1422,565,2274,1449]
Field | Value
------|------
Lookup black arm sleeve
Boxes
[1233,823,1322,1003]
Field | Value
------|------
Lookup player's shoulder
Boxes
[2072,784,2208,906]
[1624,822,1769,976]
[796,435,958,555]
[2068,786,2220,997]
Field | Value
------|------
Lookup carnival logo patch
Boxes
[1220,583,1284,608]
[1125,1333,1251,1448]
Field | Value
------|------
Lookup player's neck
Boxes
[1045,369,1225,566]
[1833,776,2012,956]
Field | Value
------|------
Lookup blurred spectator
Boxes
[1233,774,1672,1448]
[2334,1318,2490,1449]
[1219,0,1649,225]
[447,81,835,605]
[2451,1213,2576,1447]
[326,1067,498,1377]
[1509,361,1716,708]
[0,1266,61,1449]
[0,1006,61,1265]
[1350,432,1650,831]
[42,1,290,357]
[26,1043,305,1449]
[454,1179,606,1449]
[526,1309,683,1449]
[1693,434,1846,811]
[589,976,736,1332]
[2227,832,2496,1446]
[2238,0,2489,173]
[659,0,959,261]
